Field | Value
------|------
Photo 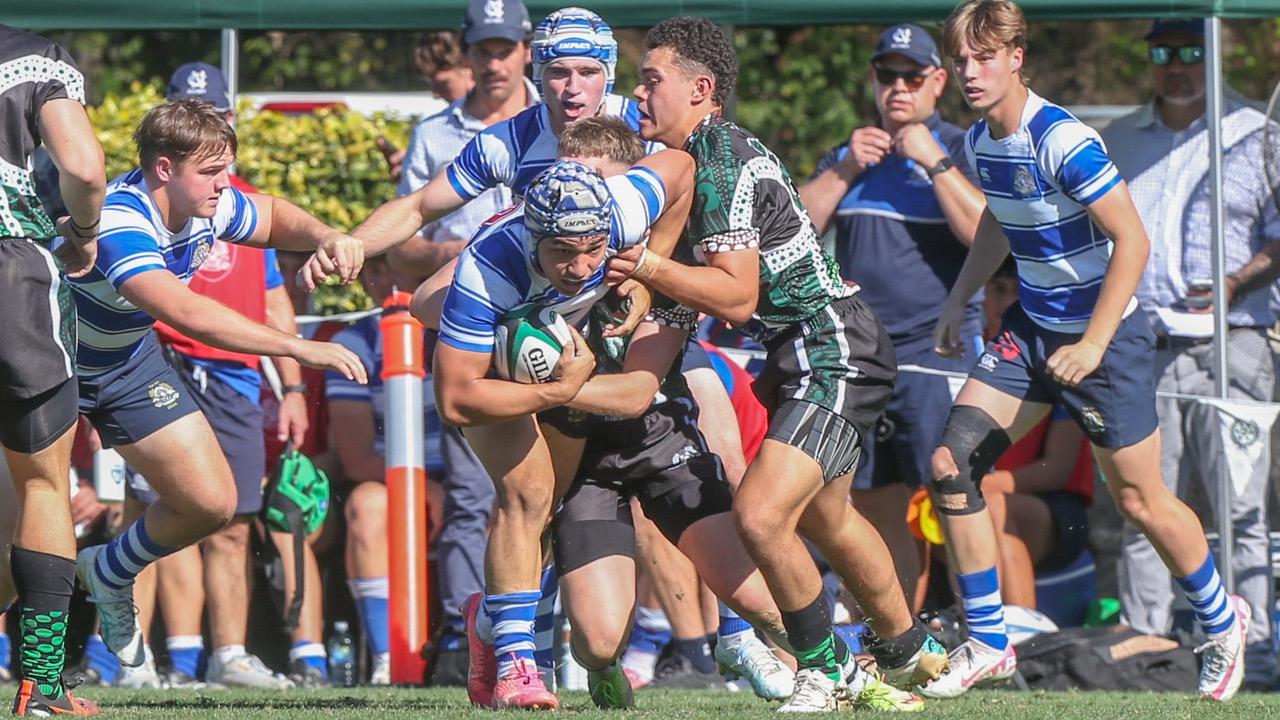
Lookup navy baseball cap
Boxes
[1145,19,1205,40]
[462,0,532,45]
[872,23,942,69]
[167,62,232,112]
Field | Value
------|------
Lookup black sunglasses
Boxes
[872,66,936,90]
[1149,45,1205,66]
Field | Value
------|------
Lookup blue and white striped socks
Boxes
[166,635,206,679]
[1176,553,1236,637]
[93,517,175,590]
[290,641,329,677]
[717,602,753,649]
[484,590,541,678]
[533,567,559,680]
[957,567,1008,650]
[348,577,390,656]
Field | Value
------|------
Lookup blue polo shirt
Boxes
[814,112,984,352]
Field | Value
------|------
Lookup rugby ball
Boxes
[493,305,572,384]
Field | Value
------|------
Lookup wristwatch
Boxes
[283,384,308,396]
[926,156,955,179]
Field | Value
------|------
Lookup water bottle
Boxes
[327,620,356,688]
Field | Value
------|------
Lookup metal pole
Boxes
[220,28,239,111]
[381,292,430,685]
[1205,16,1233,591]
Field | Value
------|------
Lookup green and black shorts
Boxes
[754,295,897,482]
[0,237,78,452]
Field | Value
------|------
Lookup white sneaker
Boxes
[620,650,658,689]
[370,653,391,686]
[116,654,163,689]
[919,638,1016,699]
[75,545,145,667]
[777,668,850,713]
[844,657,925,712]
[1197,595,1251,701]
[207,652,296,690]
[716,635,795,700]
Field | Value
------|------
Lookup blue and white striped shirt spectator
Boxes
[397,78,540,242]
[1103,95,1280,329]
[325,316,445,476]
[69,169,258,375]
[966,89,1129,332]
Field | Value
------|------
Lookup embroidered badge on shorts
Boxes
[1080,405,1106,437]
[148,381,181,410]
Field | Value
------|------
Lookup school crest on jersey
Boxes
[1012,166,1038,198]
[190,236,213,273]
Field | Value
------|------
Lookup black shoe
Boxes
[648,654,723,690]
[13,679,99,716]
[428,647,469,687]
[288,659,332,689]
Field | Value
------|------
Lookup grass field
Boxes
[68,687,1280,719]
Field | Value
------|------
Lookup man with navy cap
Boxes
[167,62,233,114]
[1104,18,1280,689]
[799,22,986,607]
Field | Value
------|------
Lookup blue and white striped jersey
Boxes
[69,169,259,376]
[440,166,666,353]
[325,316,445,476]
[966,90,1133,332]
[446,94,660,201]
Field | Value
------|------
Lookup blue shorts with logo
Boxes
[971,302,1158,449]
[79,333,200,447]
[126,353,267,516]
[853,330,981,490]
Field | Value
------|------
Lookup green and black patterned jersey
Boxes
[681,115,854,340]
[0,25,85,242]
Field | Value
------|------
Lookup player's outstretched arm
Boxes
[610,245,760,326]
[119,269,367,384]
[432,327,595,427]
[244,193,365,288]
[565,321,686,419]
[353,174,467,258]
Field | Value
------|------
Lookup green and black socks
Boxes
[10,547,76,699]
[780,593,848,682]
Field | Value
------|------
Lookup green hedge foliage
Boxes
[88,82,411,313]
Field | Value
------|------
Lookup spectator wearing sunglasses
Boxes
[1103,18,1280,690]
[799,22,987,608]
